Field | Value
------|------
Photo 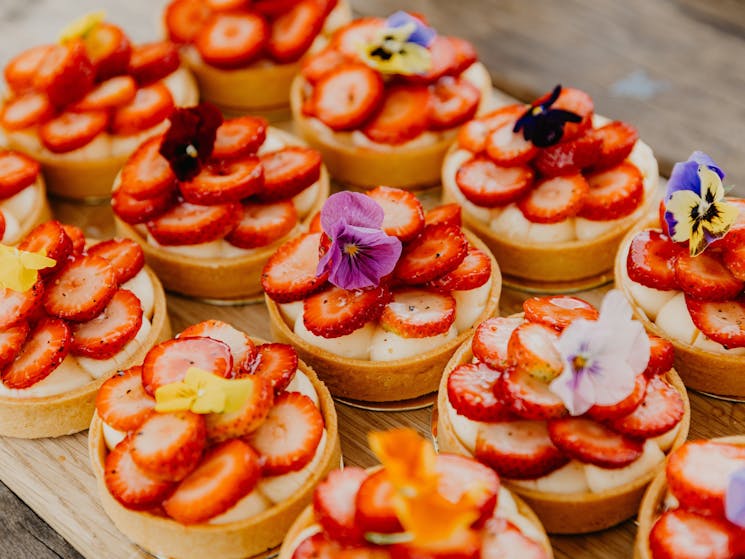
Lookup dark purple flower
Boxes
[159,102,223,182]
[386,11,436,48]
[513,85,582,148]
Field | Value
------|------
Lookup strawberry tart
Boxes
[112,103,329,302]
[164,0,352,119]
[442,85,659,286]
[0,220,169,438]
[278,428,553,559]
[290,11,494,190]
[615,152,745,399]
[0,150,52,243]
[436,291,690,533]
[264,189,501,403]
[0,14,198,200]
[635,437,745,559]
[88,320,341,559]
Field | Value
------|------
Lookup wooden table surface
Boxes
[1,1,745,558]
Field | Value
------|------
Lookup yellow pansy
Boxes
[358,22,432,76]
[0,245,55,292]
[155,367,255,415]
[59,11,106,44]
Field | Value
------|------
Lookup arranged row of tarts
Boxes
[0,5,744,559]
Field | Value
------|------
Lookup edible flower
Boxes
[513,84,582,148]
[664,151,739,256]
[154,367,255,415]
[549,290,650,416]
[159,102,223,182]
[0,245,55,292]
[358,11,436,75]
[59,11,106,43]
[725,468,745,528]
[316,192,401,290]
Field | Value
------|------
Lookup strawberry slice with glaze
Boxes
[586,373,647,421]
[195,13,268,70]
[111,83,175,135]
[674,251,744,301]
[180,157,264,205]
[457,105,525,154]
[0,282,44,330]
[0,92,54,131]
[87,238,146,285]
[313,467,367,545]
[579,161,644,221]
[212,116,267,160]
[522,296,599,331]
[447,362,511,422]
[455,157,534,207]
[448,36,479,75]
[257,147,322,202]
[119,136,177,201]
[428,247,492,292]
[499,366,567,420]
[533,133,602,177]
[112,187,177,225]
[425,203,462,228]
[44,255,118,322]
[626,230,684,291]
[83,22,133,82]
[61,224,86,256]
[481,518,550,559]
[518,174,589,224]
[0,323,29,369]
[1,318,71,389]
[686,296,745,349]
[403,35,459,85]
[367,186,424,242]
[39,111,108,154]
[609,376,684,438]
[362,85,432,145]
[436,453,500,528]
[589,120,639,170]
[547,417,644,468]
[379,288,456,338]
[205,374,273,442]
[644,335,675,377]
[95,366,154,432]
[180,319,256,370]
[552,87,593,141]
[239,342,297,393]
[330,17,384,58]
[70,289,143,359]
[146,201,241,246]
[394,224,468,285]
[18,220,73,276]
[4,45,55,93]
[0,151,41,198]
[267,0,325,63]
[226,199,297,250]
[72,75,136,113]
[354,470,403,534]
[127,41,180,85]
[303,285,390,338]
[164,0,211,44]
[649,509,737,559]
[428,76,481,131]
[472,316,522,372]
[485,115,538,166]
[34,41,95,107]
[723,244,745,282]
[300,48,350,84]
[261,232,328,304]
[506,322,563,382]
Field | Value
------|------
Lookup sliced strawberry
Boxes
[457,105,525,154]
[649,509,736,559]
[267,0,324,63]
[455,157,534,208]
[380,288,455,338]
[206,0,251,11]
[579,161,644,220]
[686,296,745,349]
[485,116,538,166]
[181,157,264,205]
[330,18,384,58]
[500,366,567,420]
[119,136,176,201]
[111,83,174,135]
[39,110,108,154]
[308,63,384,131]
[522,296,599,331]
[428,247,492,292]
[60,224,86,256]
[403,35,459,85]
[34,41,95,107]
[472,316,522,372]
[195,13,268,70]
[391,530,480,559]
[303,284,390,338]
[239,342,297,393]
[105,437,176,511]
[300,48,350,84]
[609,376,684,438]
[447,362,511,422]
[212,116,267,161]
[308,211,323,233]
[586,373,647,421]
[257,147,322,202]
[0,323,29,369]
[367,186,424,242]
[507,322,562,382]
[723,243,745,281]
[436,453,500,528]
[0,281,44,330]
[163,439,261,524]
[517,174,589,224]
[626,230,684,291]
[226,199,297,249]
[127,41,180,85]
[428,76,481,131]
[247,391,324,475]
[313,467,367,545]
[147,201,241,245]
[205,374,273,442]
[131,411,207,482]
[252,0,303,16]
[112,187,177,225]
[354,470,403,534]
[87,239,145,284]
[675,252,744,301]
[4,45,55,93]
[70,75,137,112]
[18,220,73,276]
[547,417,643,468]
[164,0,211,44]
[44,255,118,322]
[1,318,70,389]
[481,518,549,559]
[293,533,391,559]
[552,87,593,140]
[448,36,479,75]
[70,289,143,359]
[644,335,674,377]
[475,420,569,479]
[362,85,431,145]
[95,366,155,432]
[0,92,54,131]
[588,120,639,171]
[261,232,328,303]
[425,203,461,228]
[83,22,133,82]
[0,151,40,198]
[533,133,602,177]
[179,319,256,369]
[394,224,468,285]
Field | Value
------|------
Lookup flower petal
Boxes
[699,166,726,203]
[320,192,384,232]
[665,189,701,243]
[386,11,436,48]
[726,468,745,528]
[666,159,700,199]
[690,151,725,180]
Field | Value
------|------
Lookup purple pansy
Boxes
[386,11,436,48]
[513,85,582,148]
[726,468,745,528]
[316,192,402,290]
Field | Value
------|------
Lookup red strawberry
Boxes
[0,92,54,131]
[247,391,324,475]
[70,289,143,359]
[403,35,459,85]
[362,85,432,145]
[119,136,177,201]
[507,322,562,382]
[686,296,745,349]
[522,296,599,331]
[226,199,297,249]
[425,203,462,228]
[308,63,384,131]
[428,76,481,131]
[179,319,256,368]
[112,187,177,225]
[649,509,736,559]
[455,157,534,207]
[18,220,73,270]
[261,232,328,303]
[267,0,324,63]
[380,288,455,338]
[127,41,181,85]
[83,22,133,82]
[394,224,468,285]
[481,518,549,559]
[44,255,118,322]
[34,41,95,107]
[391,530,480,559]
[723,244,745,282]
[239,342,297,393]
[547,417,643,468]
[475,420,569,479]
[447,362,511,422]
[205,374,273,442]
[428,247,492,292]
[552,87,593,140]
[533,133,602,177]
[163,439,261,524]
[60,224,86,256]
[1,318,70,389]
[142,336,233,396]
[354,470,403,534]
[500,366,567,420]
[0,281,44,330]
[448,36,479,75]
[164,0,211,44]
[485,115,538,166]
[589,121,638,171]
[675,252,744,301]
[70,75,137,112]
[87,239,145,284]
[308,211,323,233]
[303,285,390,338]
[472,316,522,372]
[330,18,384,57]
[301,48,350,84]
[0,323,29,369]
[257,147,322,202]
[457,105,524,154]
[181,157,264,205]
[195,13,268,70]
[146,201,241,246]
[105,437,175,511]
[313,467,367,545]
[367,186,424,242]
[644,335,675,377]
[436,453,500,527]
[131,411,207,482]
[586,373,647,421]
[518,174,589,224]
[39,110,108,154]
[206,0,253,11]
[111,83,174,135]
[212,116,267,160]
[95,366,155,432]
[609,376,684,438]
[293,533,390,559]
[4,45,56,93]
[579,161,644,220]
[626,230,684,291]
[0,151,41,198]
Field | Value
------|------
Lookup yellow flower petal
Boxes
[369,429,437,494]
[358,23,432,76]
[666,190,700,244]
[154,382,197,413]
[0,245,55,292]
[698,166,726,203]
[59,11,106,44]
[396,491,480,544]
[705,200,740,237]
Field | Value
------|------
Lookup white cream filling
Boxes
[294,316,376,360]
[0,181,38,236]
[208,489,273,525]
[452,277,492,332]
[369,324,458,362]
[286,370,319,407]
[1,210,20,244]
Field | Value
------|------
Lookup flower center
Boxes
[186,144,198,158]
[344,243,360,258]
[572,354,589,372]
